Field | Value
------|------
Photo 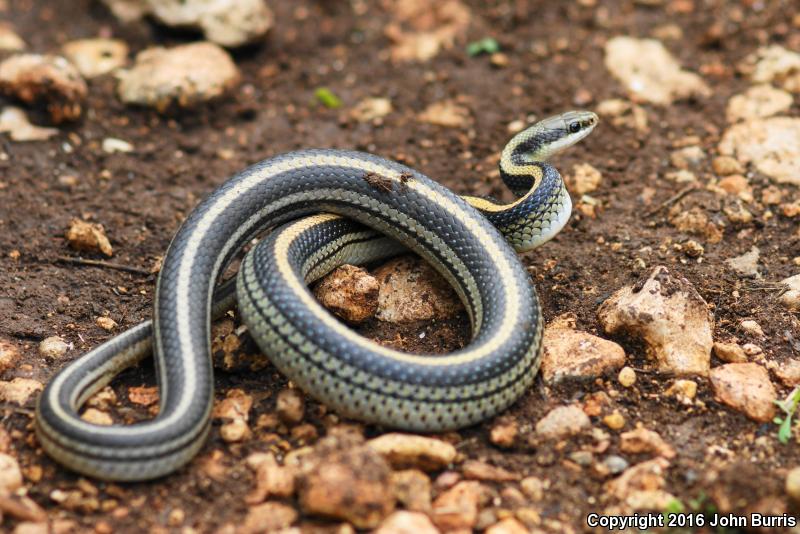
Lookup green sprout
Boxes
[774,386,800,444]
[466,37,500,57]
[314,87,342,109]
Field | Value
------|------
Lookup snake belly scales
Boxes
[35,111,598,481]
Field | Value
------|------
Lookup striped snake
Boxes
[36,111,598,481]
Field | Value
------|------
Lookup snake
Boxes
[35,110,598,481]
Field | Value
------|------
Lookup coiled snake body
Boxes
[36,111,598,481]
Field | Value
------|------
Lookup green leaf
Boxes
[779,416,793,444]
[467,37,500,56]
[314,88,342,109]
[773,386,800,444]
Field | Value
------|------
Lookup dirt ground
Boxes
[1,0,800,532]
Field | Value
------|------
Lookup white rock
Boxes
[100,0,148,22]
[566,163,603,195]
[117,42,240,112]
[0,378,43,405]
[0,453,23,495]
[726,84,793,123]
[598,266,712,376]
[0,107,58,142]
[367,433,456,471]
[147,0,273,48]
[604,36,710,105]
[709,363,777,422]
[787,467,800,503]
[375,511,439,534]
[724,246,760,278]
[313,265,379,323]
[0,24,26,51]
[535,405,590,439]
[780,274,800,311]
[0,340,20,373]
[742,45,800,92]
[102,137,134,154]
[718,117,800,185]
[62,39,128,78]
[740,320,764,337]
[39,336,69,358]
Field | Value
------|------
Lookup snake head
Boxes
[507,110,599,164]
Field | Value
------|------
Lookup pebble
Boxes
[350,97,393,123]
[367,433,456,471]
[602,455,629,475]
[148,0,273,48]
[603,36,710,105]
[783,200,800,218]
[566,163,603,195]
[0,453,23,495]
[240,502,297,534]
[100,0,148,22]
[212,389,253,442]
[520,476,546,501]
[712,156,744,176]
[719,117,800,186]
[740,320,764,337]
[0,25,26,51]
[298,433,395,529]
[713,341,748,363]
[462,460,519,482]
[0,339,20,373]
[0,54,87,123]
[618,366,636,387]
[786,467,800,503]
[275,387,304,424]
[717,174,753,202]
[598,266,713,376]
[66,219,113,257]
[417,100,471,128]
[245,452,296,504]
[605,458,670,502]
[602,411,626,430]
[62,39,128,78]
[535,405,591,439]
[385,2,470,63]
[375,511,439,534]
[485,518,529,534]
[709,363,777,422]
[489,419,518,448]
[313,265,379,323]
[102,137,134,154]
[39,336,69,358]
[773,359,800,387]
[725,246,760,278]
[127,385,158,406]
[670,146,706,169]
[742,45,800,92]
[374,256,463,323]
[665,379,697,404]
[620,427,675,459]
[0,106,58,141]
[117,42,240,112]
[726,84,793,122]
[0,378,43,405]
[391,469,431,512]
[431,480,484,531]
[668,206,723,243]
[95,316,117,331]
[81,408,113,425]
[540,313,626,384]
[779,274,800,310]
[596,98,649,132]
[569,450,594,466]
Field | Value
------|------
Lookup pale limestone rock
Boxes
[66,219,113,257]
[0,453,23,495]
[598,266,712,376]
[431,480,483,531]
[0,24,25,51]
[725,246,760,278]
[375,511,439,534]
[0,107,58,141]
[0,340,20,373]
[719,117,800,185]
[417,100,471,128]
[620,427,675,459]
[566,163,603,195]
[779,274,800,310]
[62,39,128,78]
[773,359,800,387]
[709,363,777,422]
[604,36,710,105]
[713,341,748,363]
[39,336,69,358]
[367,433,456,471]
[726,84,793,122]
[741,45,800,92]
[313,265,379,323]
[0,378,43,405]
[535,405,591,439]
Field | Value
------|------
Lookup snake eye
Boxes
[569,122,581,134]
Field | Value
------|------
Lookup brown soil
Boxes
[1,0,799,532]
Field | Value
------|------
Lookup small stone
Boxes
[603,455,630,475]
[127,386,158,406]
[604,36,710,105]
[486,518,529,534]
[375,511,439,534]
[95,316,117,331]
[148,0,274,48]
[712,156,744,176]
[462,460,519,482]
[726,84,793,122]
[367,433,456,471]
[0,378,43,405]
[741,45,800,92]
[717,175,752,201]
[101,138,134,154]
[81,408,113,426]
[665,379,697,404]
[569,450,594,466]
[62,39,128,78]
[605,458,670,501]
[782,200,800,218]
[620,427,675,458]
[391,469,431,512]
[618,366,636,387]
[773,359,800,387]
[709,363,777,422]
[535,405,591,439]
[540,313,626,384]
[431,481,483,531]
[668,206,723,243]
[245,452,296,504]
[740,320,764,337]
[0,453,23,495]
[117,42,240,112]
[0,106,58,141]
[596,98,649,132]
[723,199,753,224]
[0,54,87,123]
[566,163,603,195]
[786,467,800,503]
[762,186,783,205]
[417,100,471,128]
[351,97,393,123]
[100,0,148,22]
[240,502,297,534]
[85,387,117,411]
[665,169,697,183]
[39,336,69,358]
[374,256,463,323]
[66,219,113,257]
[779,274,800,310]
[219,418,249,442]
[742,343,762,356]
[602,411,626,430]
[276,387,304,424]
[725,246,760,278]
[313,265,379,323]
[670,146,706,169]
[719,117,800,186]
[520,476,546,501]
[0,24,26,51]
[0,340,20,373]
[683,240,704,258]
[489,419,518,448]
[713,341,748,363]
[598,266,712,376]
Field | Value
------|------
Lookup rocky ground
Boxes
[1,0,800,532]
